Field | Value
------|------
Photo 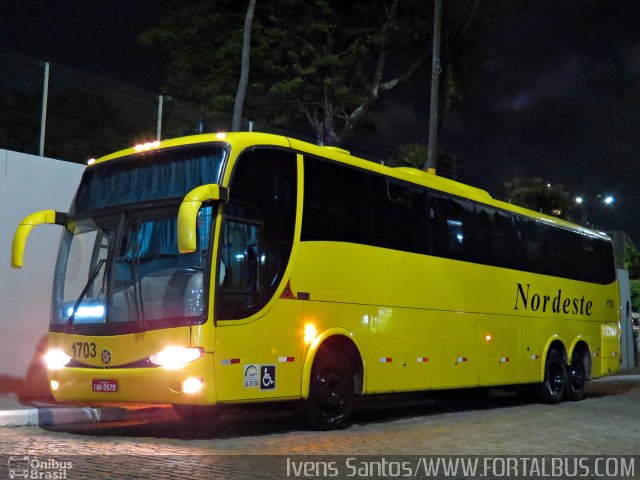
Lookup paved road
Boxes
[1,378,639,478]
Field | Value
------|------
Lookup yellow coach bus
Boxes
[12,132,620,429]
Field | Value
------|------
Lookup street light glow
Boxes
[575,196,583,204]
[603,196,614,205]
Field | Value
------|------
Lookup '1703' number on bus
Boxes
[72,342,97,358]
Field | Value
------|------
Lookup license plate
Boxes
[92,379,118,392]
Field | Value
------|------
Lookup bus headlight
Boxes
[44,349,72,370]
[149,347,204,369]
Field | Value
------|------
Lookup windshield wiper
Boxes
[67,258,106,326]
[128,220,147,327]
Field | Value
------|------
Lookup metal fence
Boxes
[0,48,237,163]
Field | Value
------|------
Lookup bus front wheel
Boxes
[540,349,567,404]
[304,352,354,430]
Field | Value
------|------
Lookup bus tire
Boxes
[304,352,353,430]
[565,348,590,401]
[172,404,224,423]
[540,348,567,404]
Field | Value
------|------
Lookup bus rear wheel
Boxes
[565,348,590,401]
[172,404,224,423]
[304,352,353,430]
[540,349,567,404]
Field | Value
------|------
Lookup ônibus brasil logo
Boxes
[8,456,73,479]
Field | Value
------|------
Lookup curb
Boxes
[0,405,172,428]
[594,374,640,382]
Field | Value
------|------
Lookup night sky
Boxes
[456,0,640,243]
[1,0,639,243]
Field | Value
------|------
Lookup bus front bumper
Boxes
[48,353,216,405]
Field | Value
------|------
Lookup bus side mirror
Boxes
[178,184,228,254]
[12,210,67,268]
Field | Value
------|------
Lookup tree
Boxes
[507,183,572,219]
[141,0,432,144]
[387,143,428,169]
[232,0,257,131]
[255,0,431,145]
[139,1,244,115]
[141,0,509,146]
[624,244,640,279]
[630,279,640,312]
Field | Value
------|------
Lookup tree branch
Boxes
[337,0,428,143]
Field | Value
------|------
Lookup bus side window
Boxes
[428,193,476,262]
[476,205,520,270]
[302,157,371,245]
[369,177,428,254]
[547,227,578,279]
[515,217,544,274]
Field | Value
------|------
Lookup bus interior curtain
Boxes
[75,151,223,212]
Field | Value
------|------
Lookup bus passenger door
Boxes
[213,216,303,401]
[211,147,300,402]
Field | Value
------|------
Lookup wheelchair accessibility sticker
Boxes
[243,364,276,390]
[260,365,276,390]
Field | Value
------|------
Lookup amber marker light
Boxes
[87,158,96,165]
[215,132,227,139]
[485,334,493,342]
[50,380,60,391]
[304,323,317,344]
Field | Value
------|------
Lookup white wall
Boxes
[0,150,84,384]
[618,269,634,369]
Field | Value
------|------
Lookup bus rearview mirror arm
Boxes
[178,184,229,254]
[12,210,68,268]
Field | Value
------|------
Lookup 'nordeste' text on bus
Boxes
[514,283,593,316]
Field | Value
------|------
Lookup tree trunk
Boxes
[232,0,257,131]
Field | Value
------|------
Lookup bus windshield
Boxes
[52,205,214,334]
[51,144,226,334]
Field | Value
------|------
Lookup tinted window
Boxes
[217,148,297,320]
[508,215,614,284]
[476,205,520,269]
[428,193,476,262]
[590,238,616,284]
[302,157,371,245]
[515,216,545,273]
[546,226,579,279]
[369,177,429,254]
